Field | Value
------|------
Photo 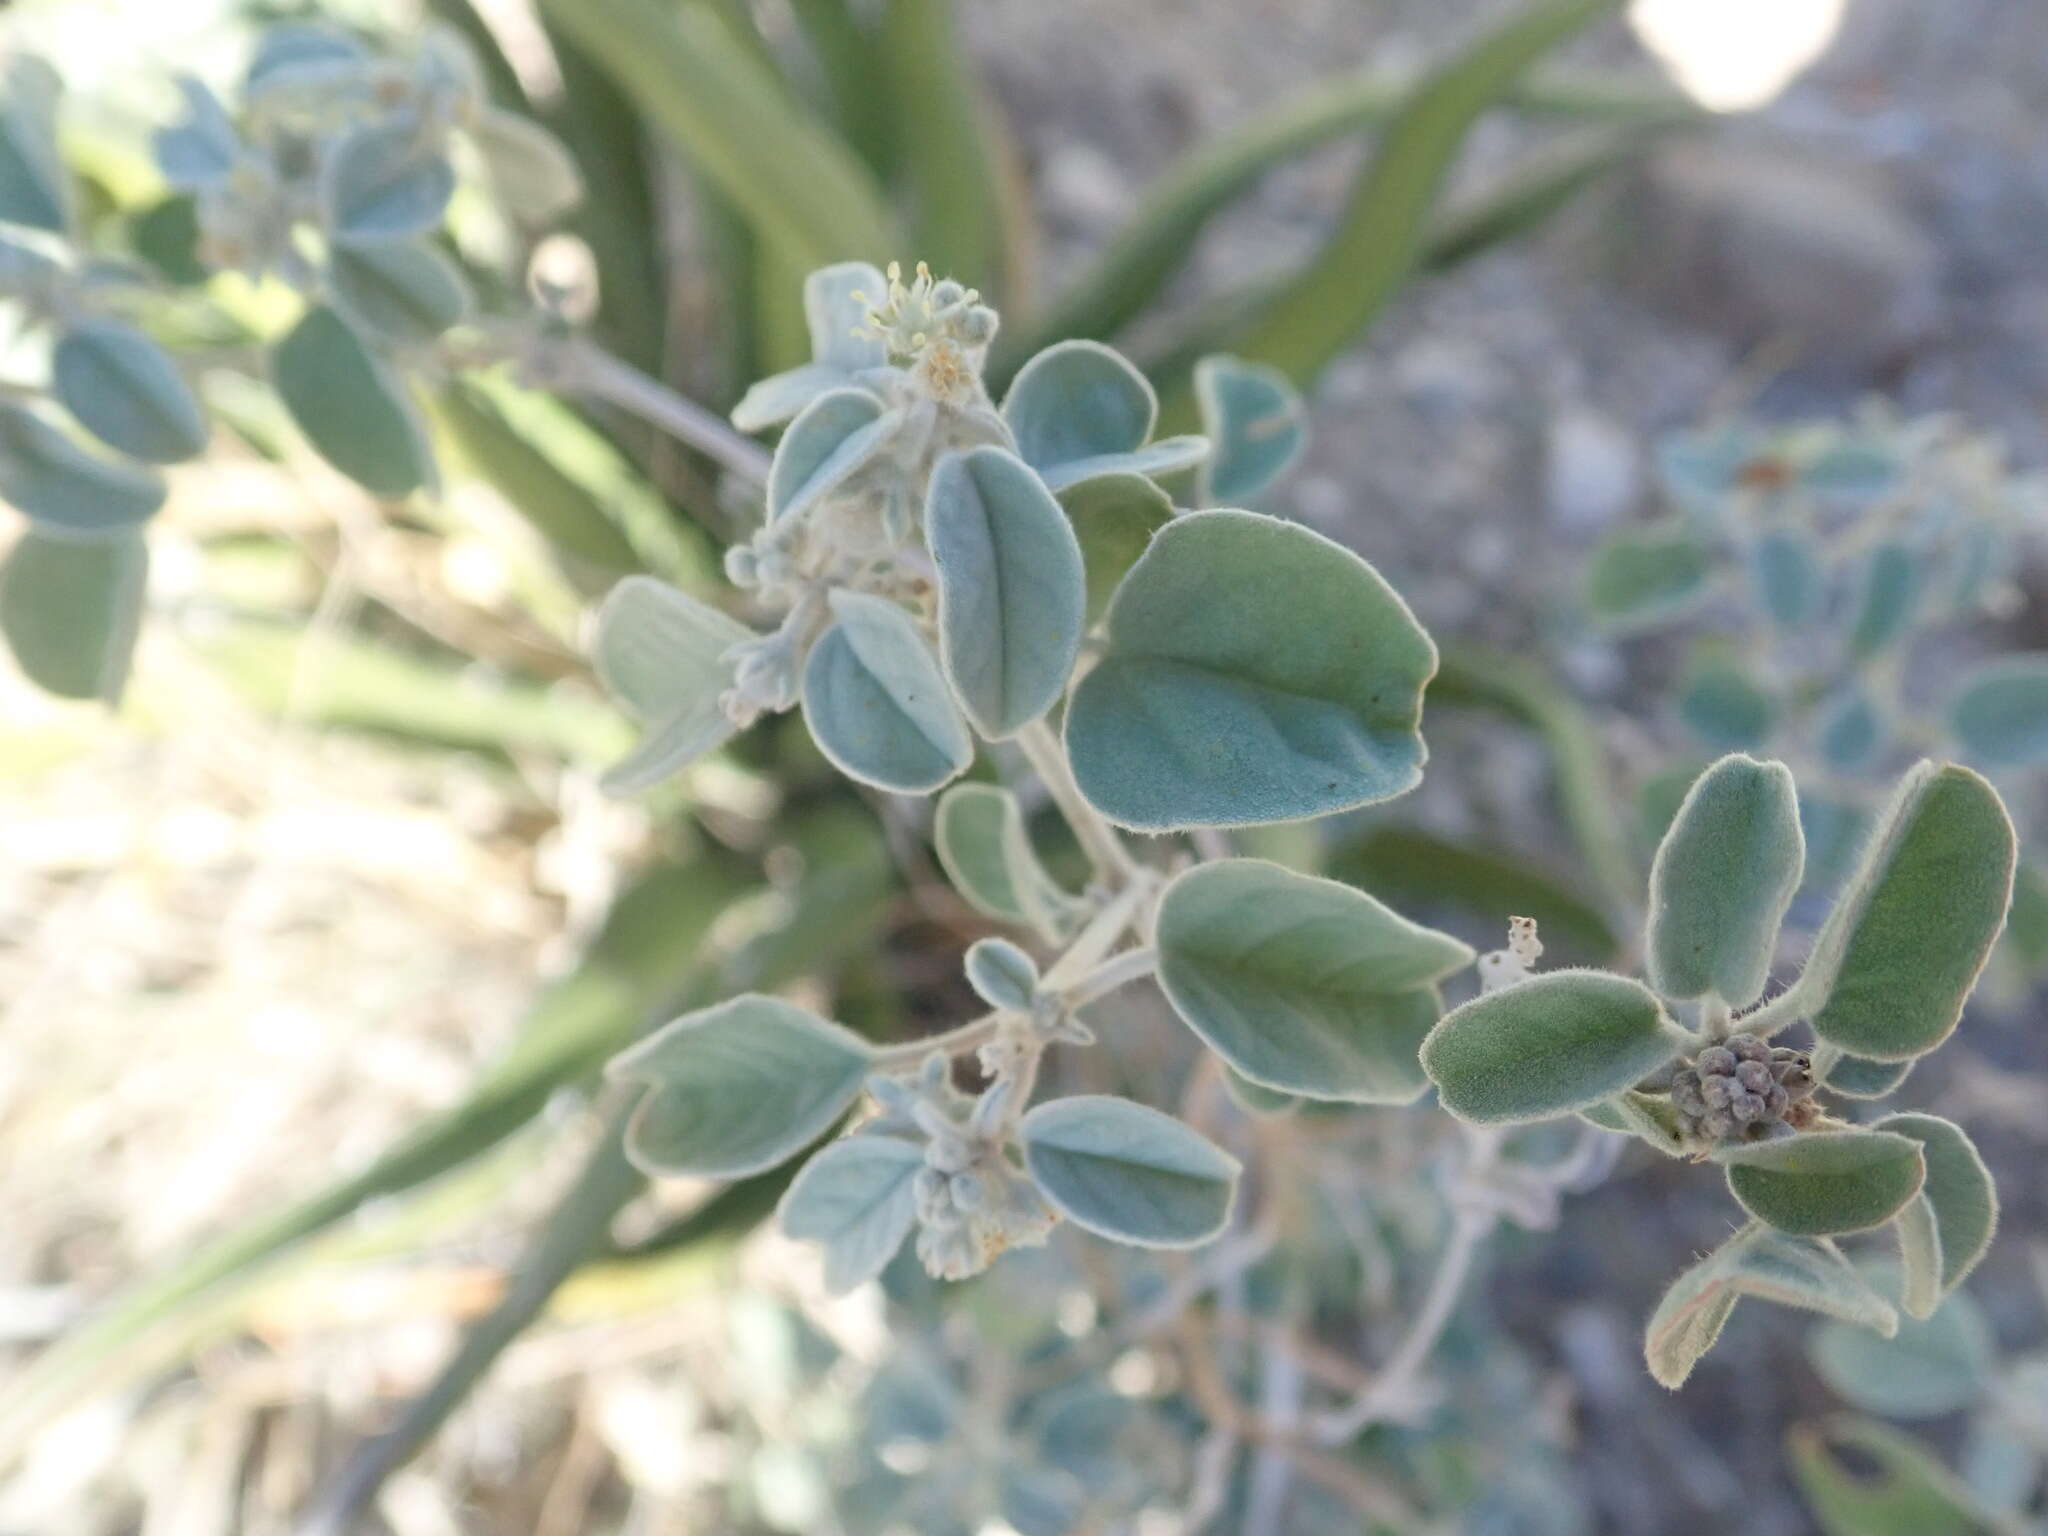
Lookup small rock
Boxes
[1545,406,1641,533]
[1627,143,1943,367]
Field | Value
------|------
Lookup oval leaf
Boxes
[1949,656,2048,770]
[1810,1262,1993,1419]
[927,445,1086,738]
[1720,1129,1925,1237]
[1874,1113,1996,1301]
[964,936,1038,1012]
[1816,1046,1914,1101]
[777,1133,924,1294]
[1156,858,1472,1103]
[932,781,1077,940]
[0,57,69,234]
[467,106,583,225]
[1749,527,1823,629]
[51,319,207,464]
[151,77,238,189]
[768,387,895,522]
[1020,1094,1239,1247]
[1645,1223,1897,1390]
[1054,472,1173,626]
[1790,1416,1993,1536]
[607,994,874,1178]
[0,526,147,702]
[1817,686,1884,773]
[1420,969,1685,1126]
[1065,510,1436,830]
[1674,655,1775,751]
[592,576,753,792]
[1646,753,1804,1008]
[329,239,471,348]
[1586,522,1711,632]
[1801,762,2016,1061]
[730,263,888,433]
[272,305,433,498]
[1003,340,1157,487]
[1847,541,1920,661]
[1194,354,1304,504]
[0,404,165,533]
[801,589,971,794]
[1001,339,1209,492]
[320,118,456,240]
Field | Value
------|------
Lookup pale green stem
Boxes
[1015,719,1144,889]
[1735,982,1808,1039]
[1042,879,1151,991]
[545,338,773,485]
[1063,945,1158,1008]
[870,1011,1002,1069]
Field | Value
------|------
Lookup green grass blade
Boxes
[994,52,1675,387]
[538,0,898,268]
[880,0,1011,297]
[1137,118,1687,389]
[1196,0,1619,394]
[301,1109,648,1536]
[789,0,896,178]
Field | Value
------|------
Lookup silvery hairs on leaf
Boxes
[1797,761,2015,1063]
[926,444,1086,739]
[1019,1095,1239,1248]
[592,576,753,793]
[1421,969,1688,1126]
[801,588,972,794]
[608,994,874,1179]
[1156,859,1471,1103]
[1645,753,1803,1009]
[732,261,888,433]
[777,1133,924,1294]
[1193,354,1305,505]
[1001,339,1208,493]
[767,387,900,524]
[1064,510,1436,830]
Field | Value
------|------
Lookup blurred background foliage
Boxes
[0,0,2044,1532]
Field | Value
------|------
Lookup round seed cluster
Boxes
[1670,1034,1817,1143]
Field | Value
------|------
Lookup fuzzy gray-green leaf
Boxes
[1809,1261,1993,1419]
[928,446,1086,739]
[51,319,207,464]
[1720,1130,1925,1237]
[777,1133,923,1293]
[0,527,147,702]
[329,239,472,348]
[1800,761,2016,1061]
[1003,340,1207,493]
[1874,1113,1996,1301]
[0,404,165,533]
[932,781,1075,939]
[1065,510,1436,830]
[1421,969,1684,1125]
[608,994,874,1178]
[1020,1094,1239,1248]
[1194,354,1304,504]
[320,119,455,240]
[1054,472,1174,626]
[592,577,753,792]
[1646,753,1803,1008]
[1644,1223,1896,1389]
[1949,655,2048,770]
[272,305,433,499]
[1586,522,1712,631]
[1156,858,1471,1103]
[801,590,971,794]
[768,387,896,522]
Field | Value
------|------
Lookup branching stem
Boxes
[1015,719,1145,889]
